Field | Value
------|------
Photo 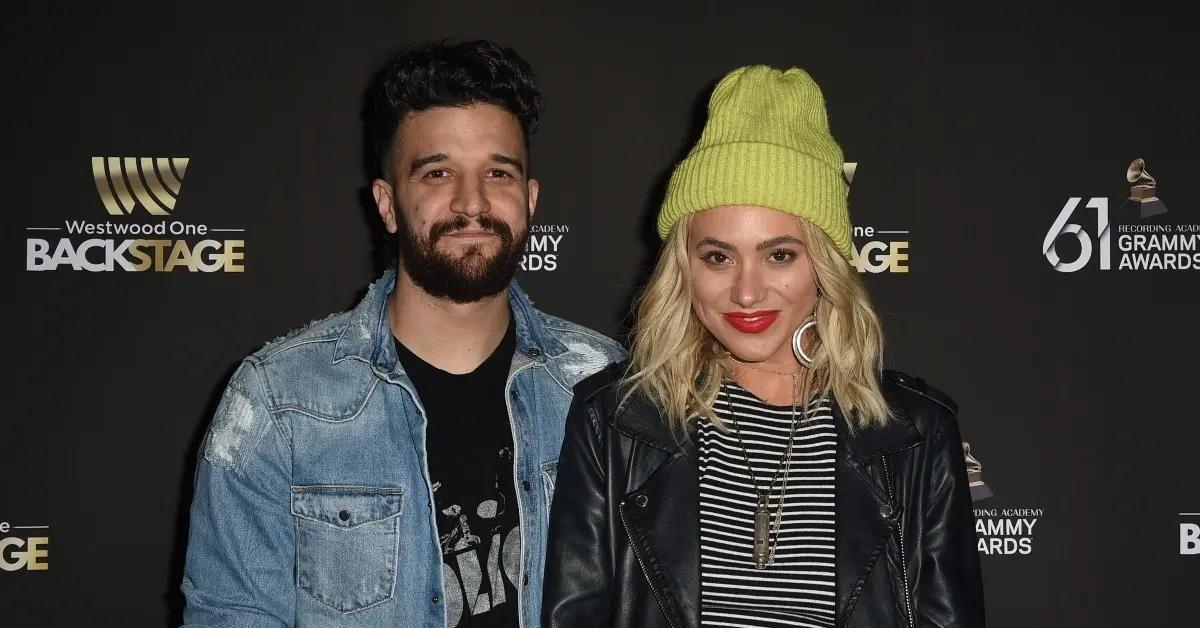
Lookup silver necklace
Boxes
[720,369,811,568]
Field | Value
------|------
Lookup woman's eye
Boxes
[701,251,731,265]
[768,249,796,263]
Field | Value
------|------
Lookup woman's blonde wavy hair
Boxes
[623,212,891,434]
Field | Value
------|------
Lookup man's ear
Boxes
[526,178,539,221]
[372,179,398,234]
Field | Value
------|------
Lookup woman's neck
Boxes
[726,358,811,406]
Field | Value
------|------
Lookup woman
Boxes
[542,66,983,628]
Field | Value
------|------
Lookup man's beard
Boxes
[396,212,527,304]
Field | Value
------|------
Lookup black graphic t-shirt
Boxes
[394,319,520,628]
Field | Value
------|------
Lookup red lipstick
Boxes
[722,310,780,334]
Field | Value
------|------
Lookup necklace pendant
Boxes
[752,502,771,569]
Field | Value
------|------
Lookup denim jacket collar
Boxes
[331,267,568,376]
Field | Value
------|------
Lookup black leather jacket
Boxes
[543,364,984,628]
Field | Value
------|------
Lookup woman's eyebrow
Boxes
[756,235,804,250]
[696,237,735,250]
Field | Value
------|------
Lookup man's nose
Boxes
[449,177,491,217]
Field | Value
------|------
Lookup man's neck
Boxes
[388,271,513,375]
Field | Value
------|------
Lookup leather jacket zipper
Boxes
[618,501,678,628]
[881,456,915,628]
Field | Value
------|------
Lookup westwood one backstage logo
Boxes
[1,519,49,572]
[847,163,910,274]
[1043,158,1198,272]
[25,157,246,272]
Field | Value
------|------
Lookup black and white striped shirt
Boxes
[697,380,838,628]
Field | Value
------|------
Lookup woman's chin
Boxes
[721,340,784,364]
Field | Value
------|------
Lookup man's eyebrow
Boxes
[756,235,805,251]
[696,237,735,250]
[491,153,525,175]
[409,153,447,175]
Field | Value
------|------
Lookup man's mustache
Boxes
[429,215,513,243]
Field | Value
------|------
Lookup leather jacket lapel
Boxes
[834,403,922,626]
[611,396,700,628]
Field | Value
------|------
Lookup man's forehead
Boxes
[395,103,525,158]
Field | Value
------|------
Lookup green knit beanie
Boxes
[657,65,852,259]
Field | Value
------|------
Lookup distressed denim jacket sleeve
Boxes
[181,359,295,628]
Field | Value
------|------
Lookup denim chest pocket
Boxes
[291,485,404,614]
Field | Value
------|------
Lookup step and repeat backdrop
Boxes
[2,2,1197,626]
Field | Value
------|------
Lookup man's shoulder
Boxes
[246,309,356,367]
[531,309,627,391]
[235,308,378,416]
[534,309,626,360]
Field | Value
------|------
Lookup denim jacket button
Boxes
[522,480,531,492]
[634,494,649,508]
[432,595,440,604]
[338,510,350,522]
[528,347,542,357]
[880,504,895,519]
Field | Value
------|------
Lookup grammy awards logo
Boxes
[968,442,1044,556]
[1044,157,1196,272]
[521,224,569,272]
[1119,158,1168,219]
[963,441,993,501]
[91,156,190,216]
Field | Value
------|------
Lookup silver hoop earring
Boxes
[792,317,818,368]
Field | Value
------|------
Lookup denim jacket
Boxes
[181,269,626,627]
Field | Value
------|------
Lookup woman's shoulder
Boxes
[881,369,958,415]
[570,361,682,450]
[571,360,629,406]
[880,369,961,440]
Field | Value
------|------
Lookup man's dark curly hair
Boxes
[365,39,543,181]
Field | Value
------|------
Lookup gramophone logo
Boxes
[1120,158,1168,219]
[25,156,247,272]
[1043,157,1197,272]
[91,157,189,216]
[846,163,912,274]
[963,441,993,502]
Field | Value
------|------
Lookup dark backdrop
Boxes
[3,1,1198,626]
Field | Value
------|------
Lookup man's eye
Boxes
[487,169,514,179]
[424,169,449,179]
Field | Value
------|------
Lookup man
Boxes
[181,40,625,627]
